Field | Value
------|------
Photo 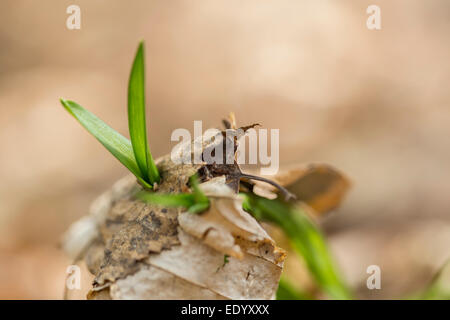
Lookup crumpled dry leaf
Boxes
[252,164,350,215]
[179,177,286,264]
[92,156,199,287]
[107,178,285,300]
[138,228,283,300]
[110,264,226,300]
[62,156,286,299]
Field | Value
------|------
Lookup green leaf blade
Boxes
[60,99,151,189]
[242,193,352,300]
[189,174,210,205]
[137,175,210,214]
[137,192,196,208]
[128,41,160,185]
[276,277,312,300]
[415,260,450,300]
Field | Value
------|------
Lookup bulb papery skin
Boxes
[62,155,285,300]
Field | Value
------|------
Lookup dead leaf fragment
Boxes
[110,265,226,300]
[254,164,350,215]
[146,228,283,299]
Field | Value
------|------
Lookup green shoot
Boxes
[60,99,152,189]
[188,174,210,206]
[60,41,160,188]
[137,174,210,214]
[216,254,230,272]
[128,41,160,184]
[137,192,198,208]
[413,260,450,300]
[242,193,352,300]
[276,277,313,300]
[223,254,230,265]
[187,202,210,214]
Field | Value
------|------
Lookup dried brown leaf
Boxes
[253,164,350,215]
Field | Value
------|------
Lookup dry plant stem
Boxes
[240,173,296,201]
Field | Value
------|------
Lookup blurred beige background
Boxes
[0,0,449,299]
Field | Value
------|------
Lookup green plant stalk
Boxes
[242,193,352,300]
[128,41,160,185]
